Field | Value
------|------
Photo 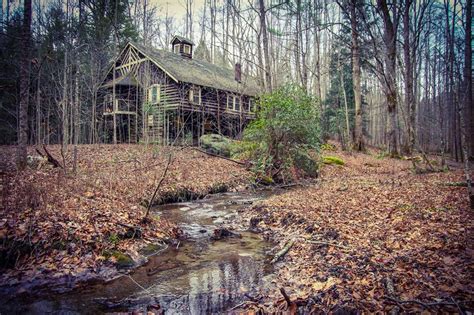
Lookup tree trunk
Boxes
[403,0,415,154]
[350,0,364,151]
[460,0,473,208]
[259,0,272,92]
[378,0,399,157]
[17,0,32,170]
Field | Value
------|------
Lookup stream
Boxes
[0,191,274,314]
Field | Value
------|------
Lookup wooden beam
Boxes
[115,58,147,71]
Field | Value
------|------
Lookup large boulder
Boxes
[200,134,233,157]
[293,149,319,178]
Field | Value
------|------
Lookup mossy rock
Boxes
[104,250,135,268]
[256,175,274,185]
[140,243,166,256]
[294,150,319,177]
[200,134,233,157]
[322,156,345,166]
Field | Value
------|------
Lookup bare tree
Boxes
[349,0,364,151]
[460,0,473,208]
[17,0,32,169]
[377,0,400,157]
[259,0,273,92]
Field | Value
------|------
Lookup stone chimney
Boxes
[234,63,242,82]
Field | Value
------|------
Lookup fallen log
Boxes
[36,145,63,168]
[271,238,295,264]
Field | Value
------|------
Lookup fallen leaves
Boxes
[0,144,252,293]
[312,277,339,291]
[240,143,474,313]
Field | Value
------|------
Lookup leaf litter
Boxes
[237,144,474,313]
[0,144,251,294]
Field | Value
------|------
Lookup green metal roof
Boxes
[130,42,260,96]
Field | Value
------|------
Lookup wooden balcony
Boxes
[103,98,137,116]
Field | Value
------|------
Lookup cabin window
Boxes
[226,94,242,111]
[148,84,160,104]
[234,96,241,111]
[248,98,254,112]
[173,44,180,54]
[183,44,191,54]
[226,94,232,109]
[189,87,201,104]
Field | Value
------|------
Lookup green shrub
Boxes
[322,156,345,165]
[238,84,321,182]
[230,140,257,160]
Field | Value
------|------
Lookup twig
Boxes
[279,287,292,307]
[271,238,295,263]
[307,240,350,250]
[451,297,465,315]
[384,296,459,309]
[192,147,246,165]
[122,274,150,293]
[442,181,468,187]
[143,153,173,220]
[228,300,257,311]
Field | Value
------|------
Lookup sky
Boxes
[151,0,207,18]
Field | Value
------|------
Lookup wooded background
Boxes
[1,0,472,163]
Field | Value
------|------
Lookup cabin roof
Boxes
[130,42,260,96]
[170,35,194,45]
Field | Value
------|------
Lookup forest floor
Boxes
[238,144,474,313]
[0,144,251,294]
[1,143,473,313]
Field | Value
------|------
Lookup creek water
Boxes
[0,191,274,314]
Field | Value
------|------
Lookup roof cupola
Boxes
[171,35,194,59]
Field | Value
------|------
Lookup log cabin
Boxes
[99,36,260,144]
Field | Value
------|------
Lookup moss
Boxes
[140,243,166,256]
[104,250,135,268]
[158,187,205,204]
[321,143,337,151]
[208,182,229,194]
[256,175,274,185]
[322,156,345,166]
[108,233,120,246]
